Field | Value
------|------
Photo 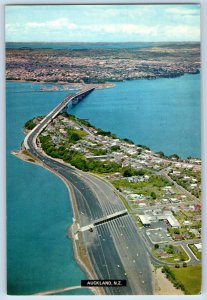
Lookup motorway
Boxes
[24,87,95,150]
[24,90,153,295]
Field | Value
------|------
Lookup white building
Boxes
[194,243,202,252]
[139,215,151,226]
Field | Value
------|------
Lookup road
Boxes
[24,88,95,150]
[159,170,199,203]
[24,90,153,295]
[139,227,201,266]
[172,239,201,264]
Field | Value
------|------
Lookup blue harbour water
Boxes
[6,42,156,50]
[7,72,200,294]
[6,82,93,295]
[71,74,200,159]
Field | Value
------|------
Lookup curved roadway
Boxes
[24,90,153,295]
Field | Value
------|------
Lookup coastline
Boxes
[10,75,201,295]
[12,148,102,296]
[6,42,200,86]
[8,77,201,161]
[6,79,116,90]
[6,69,200,89]
[12,148,191,296]
[12,147,186,296]
[12,105,201,295]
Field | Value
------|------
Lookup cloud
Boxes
[84,24,158,36]
[160,25,200,41]
[83,23,199,41]
[27,18,77,30]
[5,23,21,34]
[5,7,200,42]
[166,8,199,16]
[6,24,14,31]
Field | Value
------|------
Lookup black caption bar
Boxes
[81,280,127,287]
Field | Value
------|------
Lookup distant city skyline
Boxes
[5,4,200,42]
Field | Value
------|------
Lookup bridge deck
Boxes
[24,88,94,150]
[79,209,128,232]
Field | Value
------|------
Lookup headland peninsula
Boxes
[14,107,201,295]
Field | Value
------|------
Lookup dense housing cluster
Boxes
[25,113,201,271]
[6,43,200,84]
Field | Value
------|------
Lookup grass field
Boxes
[153,245,189,263]
[170,265,202,294]
[189,244,202,260]
[131,213,143,228]
[111,175,170,199]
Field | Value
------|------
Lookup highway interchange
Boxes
[24,90,153,295]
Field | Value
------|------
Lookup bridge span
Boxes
[79,209,128,232]
[24,87,94,150]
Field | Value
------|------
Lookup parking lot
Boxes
[143,221,173,245]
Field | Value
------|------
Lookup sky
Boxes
[5,4,200,43]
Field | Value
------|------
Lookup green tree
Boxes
[25,119,36,130]
[165,245,175,254]
[137,144,150,150]
[123,138,134,144]
[122,167,134,177]
[154,244,159,249]
[137,169,146,176]
[151,191,157,199]
[170,153,180,160]
[156,151,165,158]
[111,145,120,151]
[70,132,80,142]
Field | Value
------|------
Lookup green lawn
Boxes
[152,245,188,263]
[118,194,132,212]
[189,244,202,260]
[112,175,171,199]
[131,203,139,209]
[170,265,202,295]
[177,246,189,261]
[131,214,143,228]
